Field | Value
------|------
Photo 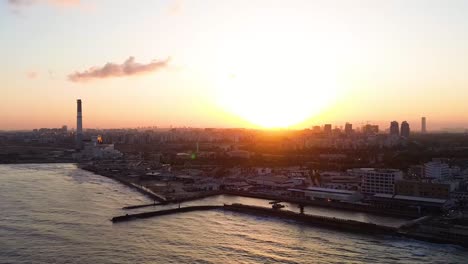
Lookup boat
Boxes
[272,203,285,209]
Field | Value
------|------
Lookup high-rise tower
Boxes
[76,99,83,150]
[421,117,427,134]
[401,121,410,138]
[390,121,399,136]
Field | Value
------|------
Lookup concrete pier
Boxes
[111,205,222,222]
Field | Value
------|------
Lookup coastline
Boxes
[79,164,418,218]
[3,162,466,249]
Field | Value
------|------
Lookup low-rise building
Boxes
[288,187,363,202]
[395,180,453,199]
[348,168,403,195]
[370,193,452,214]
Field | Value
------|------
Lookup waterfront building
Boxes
[288,187,363,202]
[348,168,403,195]
[319,171,360,191]
[369,193,451,214]
[424,161,450,179]
[389,121,399,136]
[395,180,453,199]
[401,121,410,138]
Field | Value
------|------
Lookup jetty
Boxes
[111,205,222,222]
[112,203,396,234]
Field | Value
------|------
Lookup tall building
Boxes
[363,124,379,135]
[348,168,403,195]
[312,126,321,133]
[76,99,83,150]
[400,121,410,138]
[390,121,399,136]
[421,117,427,133]
[324,124,332,134]
[345,123,353,134]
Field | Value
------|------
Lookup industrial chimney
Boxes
[76,99,83,150]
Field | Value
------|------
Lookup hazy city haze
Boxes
[2,0,468,130]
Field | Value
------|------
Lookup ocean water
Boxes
[0,163,467,264]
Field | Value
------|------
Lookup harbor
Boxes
[112,203,397,234]
[111,202,468,248]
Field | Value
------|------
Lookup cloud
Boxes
[167,0,184,15]
[26,71,38,79]
[68,56,170,82]
[8,0,80,8]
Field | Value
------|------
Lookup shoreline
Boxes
[78,164,417,219]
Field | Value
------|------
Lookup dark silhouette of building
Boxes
[363,124,379,135]
[324,124,332,134]
[421,117,427,133]
[76,99,83,150]
[345,123,353,134]
[390,121,399,136]
[401,121,410,138]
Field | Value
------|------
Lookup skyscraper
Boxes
[390,121,399,136]
[345,123,353,134]
[324,124,332,134]
[401,121,410,138]
[76,99,83,150]
[421,117,427,133]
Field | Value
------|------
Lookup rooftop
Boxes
[373,193,447,204]
[289,187,357,195]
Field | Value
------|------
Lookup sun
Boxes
[215,51,338,129]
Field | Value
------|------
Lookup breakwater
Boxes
[225,203,397,234]
[112,203,396,235]
[111,205,223,222]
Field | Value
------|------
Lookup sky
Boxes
[1,0,468,131]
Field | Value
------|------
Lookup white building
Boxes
[348,168,403,195]
[424,161,450,179]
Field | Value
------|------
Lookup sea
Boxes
[1,163,467,264]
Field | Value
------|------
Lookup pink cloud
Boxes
[68,57,170,82]
[8,0,80,8]
[26,71,38,79]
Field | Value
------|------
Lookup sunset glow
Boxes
[2,0,468,130]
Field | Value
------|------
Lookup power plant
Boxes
[76,99,83,150]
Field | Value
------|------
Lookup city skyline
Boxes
[2,0,468,130]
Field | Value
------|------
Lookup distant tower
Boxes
[324,124,332,134]
[76,99,83,150]
[401,121,410,138]
[421,117,427,134]
[345,123,353,134]
[390,121,399,136]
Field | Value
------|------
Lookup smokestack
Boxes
[76,99,83,150]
